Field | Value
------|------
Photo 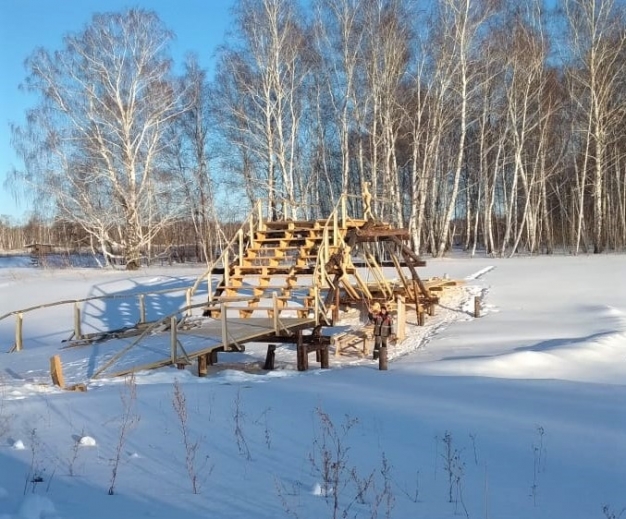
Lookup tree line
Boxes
[4,0,626,267]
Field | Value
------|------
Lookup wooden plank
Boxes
[354,228,410,240]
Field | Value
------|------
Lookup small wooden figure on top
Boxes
[361,181,373,221]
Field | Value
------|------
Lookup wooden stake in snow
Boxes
[396,295,406,340]
[264,344,276,370]
[15,313,23,352]
[74,303,82,340]
[197,353,208,377]
[378,346,388,371]
[50,354,65,388]
[474,296,481,318]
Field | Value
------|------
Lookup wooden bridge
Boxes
[5,195,442,380]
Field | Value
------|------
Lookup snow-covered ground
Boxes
[0,255,624,519]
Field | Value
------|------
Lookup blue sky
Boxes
[0,0,235,221]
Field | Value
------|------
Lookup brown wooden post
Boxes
[15,312,23,352]
[320,345,329,369]
[428,302,436,316]
[170,316,178,364]
[74,303,82,340]
[186,289,192,317]
[474,296,481,318]
[418,309,425,327]
[221,303,229,350]
[272,292,280,334]
[296,330,308,371]
[264,344,277,370]
[138,294,146,323]
[378,346,388,371]
[50,355,65,388]
[208,350,218,365]
[197,354,208,377]
[396,295,406,341]
[332,288,340,325]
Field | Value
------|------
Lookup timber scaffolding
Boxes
[192,194,439,326]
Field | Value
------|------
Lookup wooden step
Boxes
[231,265,316,276]
[246,246,301,258]
[263,220,320,230]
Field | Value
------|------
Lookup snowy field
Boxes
[0,254,625,519]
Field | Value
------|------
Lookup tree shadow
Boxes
[0,451,216,519]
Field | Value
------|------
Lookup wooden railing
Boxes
[189,199,264,301]
[0,285,201,353]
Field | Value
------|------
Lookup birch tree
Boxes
[564,0,626,253]
[432,0,499,257]
[314,0,368,201]
[213,0,312,220]
[9,9,187,269]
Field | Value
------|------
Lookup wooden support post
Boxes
[139,294,146,323]
[223,250,230,288]
[418,309,425,327]
[50,355,65,388]
[257,200,264,231]
[207,270,213,305]
[249,218,255,248]
[272,292,280,334]
[170,316,178,364]
[320,346,329,369]
[209,350,218,365]
[474,296,481,318]
[264,344,277,370]
[197,354,208,377]
[221,303,229,350]
[396,295,406,341]
[296,331,308,371]
[428,302,436,316]
[332,288,340,325]
[378,346,388,371]
[74,303,82,340]
[186,289,192,317]
[238,229,244,267]
[341,194,347,228]
[313,285,320,325]
[15,312,23,352]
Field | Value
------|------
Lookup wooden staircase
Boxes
[205,218,368,320]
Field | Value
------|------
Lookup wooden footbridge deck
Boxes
[92,315,318,379]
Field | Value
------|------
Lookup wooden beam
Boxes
[354,228,409,240]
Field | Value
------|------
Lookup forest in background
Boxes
[2,0,625,266]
